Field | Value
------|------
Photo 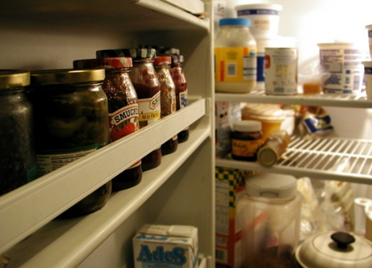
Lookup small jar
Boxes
[214,18,257,93]
[28,69,111,217]
[0,70,37,196]
[154,55,178,155]
[231,120,262,161]
[74,57,142,191]
[97,48,162,171]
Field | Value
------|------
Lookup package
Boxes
[215,167,249,268]
[133,224,198,268]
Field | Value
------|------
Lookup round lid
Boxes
[317,42,358,48]
[233,120,261,132]
[0,70,30,88]
[245,172,297,199]
[235,3,283,12]
[170,55,184,64]
[30,69,105,86]
[156,46,180,56]
[96,48,157,59]
[219,18,251,27]
[257,146,278,167]
[73,57,133,69]
[242,103,285,121]
[296,231,372,268]
[153,56,172,66]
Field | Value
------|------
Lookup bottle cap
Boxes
[73,57,133,69]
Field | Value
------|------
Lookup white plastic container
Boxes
[235,3,282,38]
[366,24,372,58]
[214,18,257,93]
[363,61,372,100]
[318,42,364,94]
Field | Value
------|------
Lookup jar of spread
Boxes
[97,48,162,171]
[73,57,142,191]
[0,70,37,196]
[28,68,111,217]
[154,55,178,155]
[231,120,262,161]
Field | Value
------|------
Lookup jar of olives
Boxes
[0,70,37,196]
[28,69,111,217]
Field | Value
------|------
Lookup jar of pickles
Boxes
[28,69,111,217]
[0,70,37,196]
[154,55,178,155]
[73,57,142,191]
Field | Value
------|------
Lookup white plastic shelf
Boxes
[216,136,372,185]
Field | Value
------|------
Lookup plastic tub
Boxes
[235,3,282,38]
[318,42,364,94]
[366,24,372,58]
[363,61,372,100]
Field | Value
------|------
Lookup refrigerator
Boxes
[1,0,372,267]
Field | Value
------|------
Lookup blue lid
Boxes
[219,18,251,27]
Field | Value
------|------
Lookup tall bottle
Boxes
[74,57,142,190]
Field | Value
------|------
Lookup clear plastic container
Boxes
[214,18,257,93]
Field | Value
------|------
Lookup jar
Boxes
[28,69,111,217]
[97,48,162,171]
[214,18,257,93]
[170,54,189,143]
[154,56,178,155]
[0,70,37,196]
[236,172,302,268]
[231,120,262,161]
[73,57,142,191]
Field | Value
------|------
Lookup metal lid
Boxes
[153,56,172,66]
[30,69,105,86]
[73,57,133,69]
[170,55,184,64]
[233,120,261,132]
[0,70,30,88]
[96,48,157,59]
[257,146,278,167]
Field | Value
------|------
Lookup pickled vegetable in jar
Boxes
[97,48,162,171]
[28,69,111,217]
[73,57,142,190]
[154,56,178,155]
[0,70,37,196]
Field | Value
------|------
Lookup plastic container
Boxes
[235,3,283,38]
[318,42,364,94]
[231,120,262,161]
[0,70,37,196]
[73,57,143,191]
[236,172,302,268]
[363,61,372,100]
[214,18,257,93]
[366,24,372,58]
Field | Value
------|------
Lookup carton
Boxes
[133,224,198,268]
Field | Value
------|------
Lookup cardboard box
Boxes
[215,167,249,268]
[133,224,198,268]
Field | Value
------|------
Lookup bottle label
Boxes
[214,47,257,82]
[232,139,261,157]
[36,144,99,176]
[109,103,139,141]
[138,91,161,128]
[179,90,188,109]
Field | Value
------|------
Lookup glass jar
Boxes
[154,56,178,155]
[231,120,262,161]
[214,18,257,93]
[170,54,189,143]
[0,70,37,196]
[28,69,111,217]
[73,57,142,191]
[97,48,162,171]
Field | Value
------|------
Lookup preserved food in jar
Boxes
[231,120,262,161]
[73,57,142,190]
[28,69,111,217]
[0,70,37,196]
[214,18,257,93]
[154,56,178,155]
[97,48,162,171]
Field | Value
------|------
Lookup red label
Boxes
[109,103,139,142]
[265,55,271,69]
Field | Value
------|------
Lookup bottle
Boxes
[0,70,37,196]
[73,57,142,190]
[97,48,162,171]
[214,18,257,93]
[153,55,178,155]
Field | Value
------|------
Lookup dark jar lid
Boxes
[73,57,133,70]
[96,48,156,60]
[0,70,30,89]
[153,56,172,66]
[30,69,105,86]
[170,55,184,64]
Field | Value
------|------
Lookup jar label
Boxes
[214,47,257,82]
[179,90,188,109]
[138,91,161,128]
[109,103,139,142]
[232,139,261,157]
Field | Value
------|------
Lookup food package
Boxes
[296,106,334,138]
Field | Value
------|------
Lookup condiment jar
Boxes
[214,18,257,93]
[153,55,178,155]
[73,57,142,191]
[97,48,162,171]
[28,69,111,217]
[0,70,37,196]
[231,120,262,161]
